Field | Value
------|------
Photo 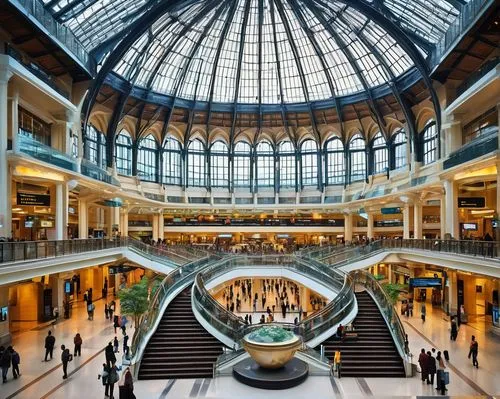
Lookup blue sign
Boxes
[493,306,499,327]
[409,278,442,288]
[64,281,71,294]
[381,207,402,215]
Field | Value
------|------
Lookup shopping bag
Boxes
[443,371,450,385]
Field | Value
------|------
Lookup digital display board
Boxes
[409,278,442,288]
[17,192,51,206]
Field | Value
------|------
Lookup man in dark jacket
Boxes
[418,348,428,382]
[61,345,71,379]
[0,346,12,383]
[426,351,436,385]
[10,347,20,379]
[44,331,56,361]
[105,342,116,368]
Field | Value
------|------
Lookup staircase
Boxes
[317,291,405,377]
[138,286,224,379]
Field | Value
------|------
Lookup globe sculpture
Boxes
[242,326,301,369]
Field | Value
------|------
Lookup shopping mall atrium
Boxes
[0,0,499,397]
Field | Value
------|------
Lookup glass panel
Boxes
[115,130,133,175]
[188,139,206,187]
[325,138,345,185]
[256,141,274,188]
[300,140,318,186]
[137,134,158,182]
[234,141,251,188]
[210,141,229,188]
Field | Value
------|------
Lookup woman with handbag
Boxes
[106,361,120,399]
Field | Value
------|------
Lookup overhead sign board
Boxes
[409,278,442,288]
[381,207,402,215]
[458,197,485,208]
[17,192,50,206]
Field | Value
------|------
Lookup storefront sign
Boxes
[17,192,51,206]
[381,207,402,215]
[40,220,53,228]
[108,265,135,275]
[409,278,442,288]
[458,197,485,208]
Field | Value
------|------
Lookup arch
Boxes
[325,137,345,185]
[187,139,206,187]
[349,134,366,183]
[210,140,229,188]
[392,127,407,169]
[137,134,159,182]
[115,129,133,176]
[256,140,275,188]
[372,132,388,174]
[300,139,319,187]
[162,136,182,185]
[234,141,251,189]
[421,118,438,165]
[116,118,137,140]
[415,107,436,132]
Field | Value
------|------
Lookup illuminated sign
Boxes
[458,197,485,208]
[17,192,50,206]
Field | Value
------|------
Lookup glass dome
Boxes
[43,0,464,105]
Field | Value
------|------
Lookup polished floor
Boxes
[1,297,498,398]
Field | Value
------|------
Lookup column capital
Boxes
[0,68,13,83]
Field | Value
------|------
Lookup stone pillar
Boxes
[440,195,446,239]
[121,210,129,237]
[387,264,393,283]
[444,179,459,239]
[78,199,88,239]
[402,204,410,239]
[414,202,423,239]
[344,213,353,243]
[443,118,462,158]
[158,212,164,241]
[55,182,68,240]
[152,214,159,242]
[367,212,374,240]
[0,70,13,238]
[52,118,73,155]
[10,86,19,152]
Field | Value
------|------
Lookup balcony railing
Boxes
[430,0,494,68]
[16,135,78,172]
[443,133,498,170]
[81,159,120,186]
[8,0,93,73]
[454,57,500,101]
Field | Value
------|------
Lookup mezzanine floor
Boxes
[1,297,498,399]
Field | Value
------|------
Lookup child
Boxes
[113,336,119,353]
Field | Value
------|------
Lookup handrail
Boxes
[129,253,222,368]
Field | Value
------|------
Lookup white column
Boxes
[78,199,88,239]
[440,195,447,239]
[444,179,459,239]
[414,202,423,239]
[0,70,12,239]
[55,182,68,240]
[344,213,353,243]
[158,212,164,241]
[443,119,462,158]
[367,212,374,240]
[496,160,500,243]
[10,86,19,152]
[152,214,159,242]
[403,204,410,239]
[121,210,129,237]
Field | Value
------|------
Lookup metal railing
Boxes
[80,159,120,186]
[430,0,493,68]
[454,57,499,101]
[8,0,93,72]
[0,238,126,263]
[129,254,221,368]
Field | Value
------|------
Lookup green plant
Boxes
[374,274,386,281]
[118,277,150,328]
[382,283,406,304]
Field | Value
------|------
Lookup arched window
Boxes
[210,141,229,188]
[256,141,274,188]
[325,138,345,185]
[372,132,388,174]
[137,134,158,182]
[278,141,296,189]
[187,139,206,187]
[115,130,132,175]
[162,137,182,185]
[84,125,106,168]
[349,134,366,183]
[422,119,438,165]
[234,141,251,188]
[393,128,407,169]
[300,140,318,187]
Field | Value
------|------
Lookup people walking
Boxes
[418,348,428,382]
[105,303,109,320]
[106,362,120,399]
[105,342,116,367]
[113,336,119,353]
[0,346,11,383]
[87,301,95,320]
[113,315,120,333]
[421,303,426,322]
[436,351,447,395]
[426,350,436,385]
[44,331,56,361]
[74,333,83,357]
[60,345,71,379]
[10,347,20,379]
[468,335,479,368]
[120,367,135,399]
[450,317,458,341]
[123,334,129,357]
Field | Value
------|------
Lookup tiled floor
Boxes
[1,297,498,399]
